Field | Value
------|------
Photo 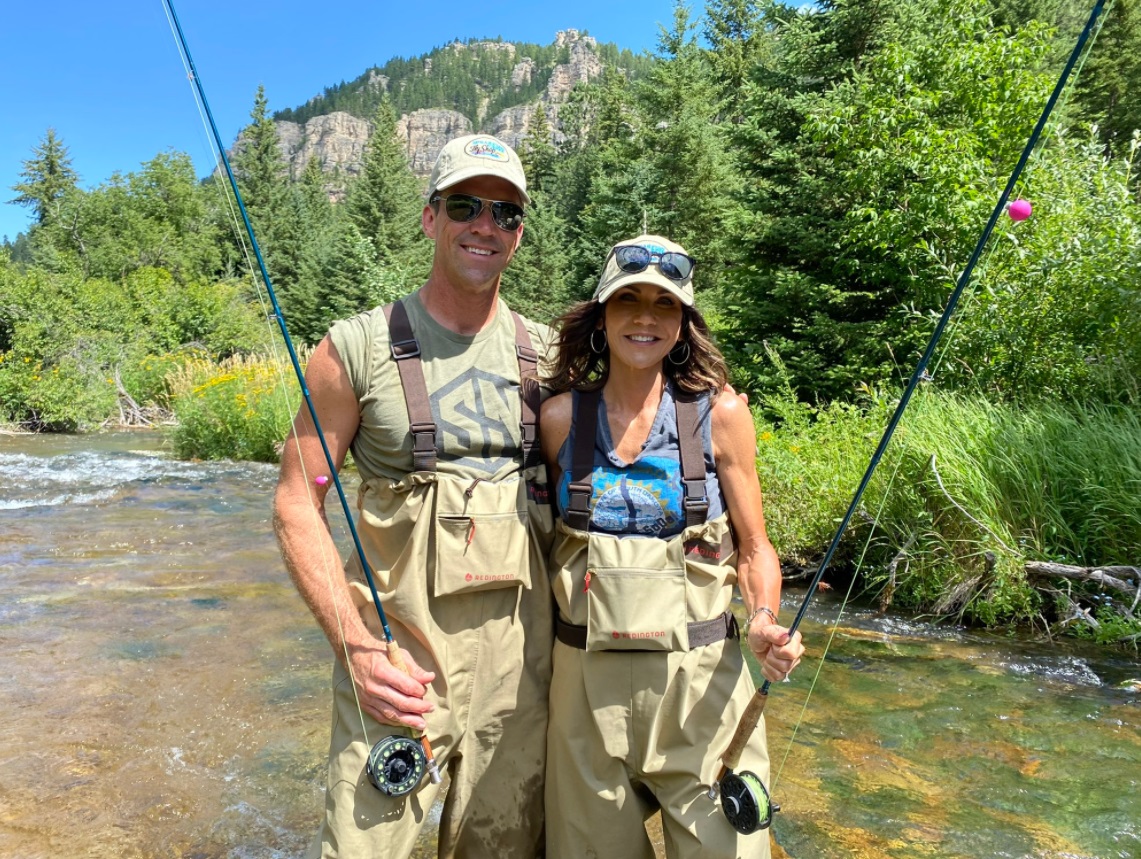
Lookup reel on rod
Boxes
[366,735,429,797]
[719,771,777,834]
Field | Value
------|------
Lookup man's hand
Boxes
[348,639,436,730]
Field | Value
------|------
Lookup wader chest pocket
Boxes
[585,565,688,652]
[433,476,531,597]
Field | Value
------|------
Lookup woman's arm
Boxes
[710,390,804,683]
[539,392,574,500]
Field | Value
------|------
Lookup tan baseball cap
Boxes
[593,234,696,306]
[427,134,530,204]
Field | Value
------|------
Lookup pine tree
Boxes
[344,97,426,265]
[229,86,302,296]
[1071,0,1141,154]
[10,129,79,225]
[231,86,289,230]
[519,105,558,194]
[625,3,735,288]
[500,191,579,322]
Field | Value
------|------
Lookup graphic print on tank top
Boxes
[558,456,686,537]
[429,366,521,475]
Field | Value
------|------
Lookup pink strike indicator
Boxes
[1008,199,1032,221]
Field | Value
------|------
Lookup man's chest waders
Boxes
[544,388,773,859]
[311,300,553,859]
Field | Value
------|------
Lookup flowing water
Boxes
[1,433,1137,859]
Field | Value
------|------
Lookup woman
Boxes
[540,235,804,858]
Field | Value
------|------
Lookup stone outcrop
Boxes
[274,111,372,180]
[395,110,474,173]
[511,57,536,89]
[546,31,602,103]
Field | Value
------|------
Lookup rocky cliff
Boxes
[269,30,608,185]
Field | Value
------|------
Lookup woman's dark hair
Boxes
[544,299,728,395]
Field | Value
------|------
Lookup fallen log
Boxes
[1024,561,1139,601]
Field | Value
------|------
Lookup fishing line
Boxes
[160,0,441,796]
[158,0,359,714]
[713,0,1110,834]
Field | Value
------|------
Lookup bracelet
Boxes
[745,605,778,634]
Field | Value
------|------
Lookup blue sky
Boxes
[1,0,689,243]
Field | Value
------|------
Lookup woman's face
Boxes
[601,283,684,373]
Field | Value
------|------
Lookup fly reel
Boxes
[719,770,778,834]
[366,735,427,797]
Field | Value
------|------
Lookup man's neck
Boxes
[418,276,501,335]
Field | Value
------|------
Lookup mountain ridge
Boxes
[259,30,654,185]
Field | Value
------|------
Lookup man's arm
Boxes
[273,335,435,730]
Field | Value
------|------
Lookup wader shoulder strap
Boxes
[511,312,541,470]
[674,391,709,528]
[382,300,438,472]
[566,388,601,531]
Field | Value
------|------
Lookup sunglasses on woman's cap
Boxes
[613,245,696,281]
[430,193,525,232]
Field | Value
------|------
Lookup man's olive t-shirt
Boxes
[329,290,554,483]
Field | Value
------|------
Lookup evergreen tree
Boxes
[519,104,558,194]
[9,129,79,226]
[500,191,579,322]
[704,0,770,110]
[637,2,736,284]
[229,86,305,299]
[231,86,289,230]
[344,97,425,265]
[1071,0,1141,154]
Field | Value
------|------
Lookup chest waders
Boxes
[547,388,774,857]
[358,299,549,798]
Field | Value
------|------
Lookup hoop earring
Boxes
[590,329,608,355]
[668,341,690,366]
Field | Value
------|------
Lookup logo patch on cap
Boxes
[644,242,667,255]
[465,138,509,162]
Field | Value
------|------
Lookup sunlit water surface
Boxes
[1,433,1137,858]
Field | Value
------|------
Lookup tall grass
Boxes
[756,390,1141,642]
[166,352,303,462]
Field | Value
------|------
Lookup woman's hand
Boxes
[747,620,805,685]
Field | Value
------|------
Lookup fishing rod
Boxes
[708,0,1108,834]
[161,0,441,797]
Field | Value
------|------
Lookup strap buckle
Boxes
[391,338,421,360]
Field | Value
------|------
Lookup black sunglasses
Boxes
[613,245,696,281]
[430,193,525,232]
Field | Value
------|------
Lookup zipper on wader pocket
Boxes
[583,570,592,592]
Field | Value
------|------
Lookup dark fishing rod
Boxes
[161,0,440,797]
[709,0,1109,834]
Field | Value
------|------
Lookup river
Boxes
[1,432,1137,858]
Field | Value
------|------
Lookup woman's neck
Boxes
[602,366,668,462]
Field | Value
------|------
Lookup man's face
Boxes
[423,175,525,294]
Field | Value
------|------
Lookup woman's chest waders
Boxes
[543,389,773,859]
[315,300,553,859]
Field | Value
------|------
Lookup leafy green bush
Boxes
[167,353,301,462]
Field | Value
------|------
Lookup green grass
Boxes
[754,390,1141,645]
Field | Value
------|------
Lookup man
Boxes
[274,134,554,859]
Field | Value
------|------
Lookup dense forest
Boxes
[3,0,1139,642]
